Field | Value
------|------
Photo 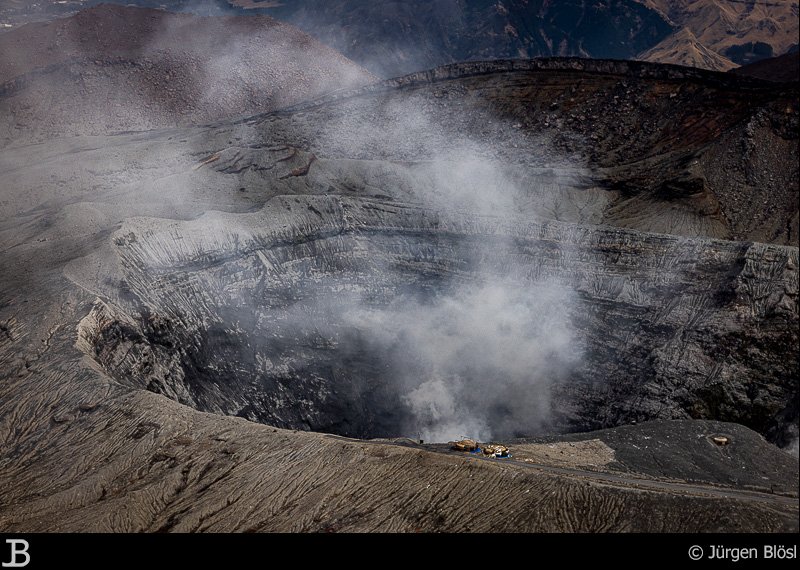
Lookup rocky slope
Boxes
[263,58,799,246]
[732,50,800,83]
[0,4,376,146]
[638,27,738,71]
[0,59,797,532]
[0,383,795,532]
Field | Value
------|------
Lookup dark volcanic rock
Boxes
[732,51,800,84]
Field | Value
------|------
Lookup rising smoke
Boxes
[1,2,585,444]
[273,99,586,442]
[342,281,579,442]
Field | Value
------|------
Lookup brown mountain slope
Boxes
[0,4,376,145]
[638,0,799,67]
[639,26,738,70]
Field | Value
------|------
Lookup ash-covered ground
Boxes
[0,5,797,533]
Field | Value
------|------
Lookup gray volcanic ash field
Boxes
[0,5,798,533]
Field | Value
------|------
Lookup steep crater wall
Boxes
[73,195,798,443]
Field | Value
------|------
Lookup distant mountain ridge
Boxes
[229,0,799,73]
[0,1,796,77]
[230,0,677,77]
[637,0,799,70]
[1,1,678,78]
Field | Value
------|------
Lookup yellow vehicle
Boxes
[451,439,479,452]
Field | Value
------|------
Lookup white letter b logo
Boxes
[2,540,29,568]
